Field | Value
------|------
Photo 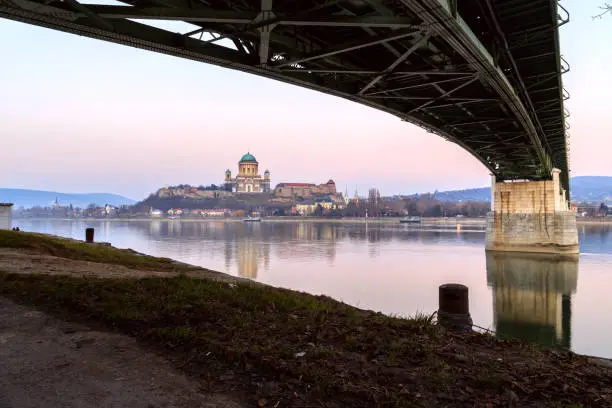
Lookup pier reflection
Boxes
[486,252,578,349]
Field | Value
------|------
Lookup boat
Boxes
[243,216,262,222]
[400,216,421,224]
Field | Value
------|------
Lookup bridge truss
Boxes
[0,0,571,192]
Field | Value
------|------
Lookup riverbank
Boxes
[13,216,612,226]
[1,230,611,407]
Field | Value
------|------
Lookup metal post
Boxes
[85,228,95,243]
[438,283,472,332]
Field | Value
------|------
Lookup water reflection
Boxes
[578,223,612,253]
[122,221,487,279]
[486,252,578,349]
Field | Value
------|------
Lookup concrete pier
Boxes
[485,169,579,254]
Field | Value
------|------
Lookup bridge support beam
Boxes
[485,169,579,255]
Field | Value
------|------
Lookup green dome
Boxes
[239,152,257,163]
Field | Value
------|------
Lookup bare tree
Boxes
[594,3,612,18]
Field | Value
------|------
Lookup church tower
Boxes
[223,169,233,192]
[263,169,271,193]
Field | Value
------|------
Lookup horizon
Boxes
[4,173,612,203]
[1,1,611,198]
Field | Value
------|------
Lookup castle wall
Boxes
[274,182,336,198]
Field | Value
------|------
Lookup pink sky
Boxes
[1,1,611,200]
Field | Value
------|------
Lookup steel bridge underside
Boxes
[0,0,570,192]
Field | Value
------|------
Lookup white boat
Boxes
[243,216,262,222]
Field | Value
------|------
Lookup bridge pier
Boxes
[485,169,579,255]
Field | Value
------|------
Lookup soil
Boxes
[0,296,247,408]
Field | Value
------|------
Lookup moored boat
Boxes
[243,216,262,222]
[400,216,421,224]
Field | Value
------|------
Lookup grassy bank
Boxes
[1,231,611,407]
[0,230,192,272]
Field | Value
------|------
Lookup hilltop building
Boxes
[224,152,271,193]
[273,179,336,199]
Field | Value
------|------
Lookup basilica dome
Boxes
[239,152,257,163]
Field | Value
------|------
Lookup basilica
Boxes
[224,152,271,193]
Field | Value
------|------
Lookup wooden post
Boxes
[438,283,473,332]
[85,228,95,243]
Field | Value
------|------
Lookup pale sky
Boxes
[1,1,611,200]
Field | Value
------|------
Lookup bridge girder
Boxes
[0,0,570,193]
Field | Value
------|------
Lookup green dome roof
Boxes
[239,152,257,162]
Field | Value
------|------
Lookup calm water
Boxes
[14,219,612,358]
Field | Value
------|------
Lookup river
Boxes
[13,218,612,359]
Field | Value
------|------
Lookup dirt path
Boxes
[0,248,240,282]
[0,297,247,408]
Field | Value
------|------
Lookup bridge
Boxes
[1,0,578,253]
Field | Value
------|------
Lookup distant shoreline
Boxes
[12,216,612,225]
[13,216,481,225]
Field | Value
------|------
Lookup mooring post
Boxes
[85,228,95,243]
[438,283,473,332]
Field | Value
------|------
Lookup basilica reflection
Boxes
[486,252,578,349]
[234,238,265,278]
[124,219,490,280]
[226,222,342,279]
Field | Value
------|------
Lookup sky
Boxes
[1,1,611,200]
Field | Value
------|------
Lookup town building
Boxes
[295,196,344,216]
[104,204,118,216]
[224,152,271,193]
[150,208,164,217]
[273,179,336,199]
[201,209,229,217]
[167,208,183,216]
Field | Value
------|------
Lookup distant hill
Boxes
[416,176,612,203]
[0,188,136,208]
[569,176,612,202]
[430,187,491,202]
